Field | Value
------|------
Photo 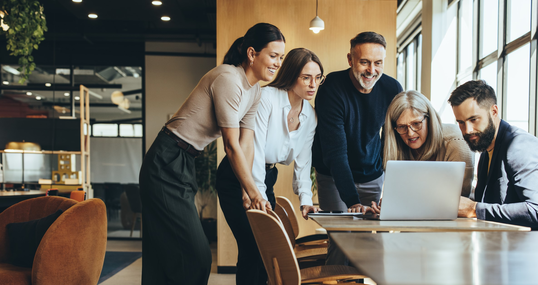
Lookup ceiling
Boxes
[39,0,217,45]
[1,0,217,123]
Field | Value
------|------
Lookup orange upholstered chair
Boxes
[0,196,107,285]
[69,190,86,202]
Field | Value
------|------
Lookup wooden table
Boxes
[310,216,531,232]
[331,231,538,285]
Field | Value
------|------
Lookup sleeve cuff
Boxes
[344,196,361,208]
[299,192,313,206]
[475,202,486,220]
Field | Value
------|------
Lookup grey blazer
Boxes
[475,120,538,229]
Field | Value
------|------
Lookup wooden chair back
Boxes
[276,196,300,238]
[273,203,297,247]
[247,209,301,285]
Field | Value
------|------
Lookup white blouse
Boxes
[252,86,317,206]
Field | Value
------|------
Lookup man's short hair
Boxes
[448,80,497,109]
[350,32,387,50]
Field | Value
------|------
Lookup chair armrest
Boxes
[32,199,107,285]
[0,196,77,264]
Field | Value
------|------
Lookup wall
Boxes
[144,55,216,150]
[216,0,398,270]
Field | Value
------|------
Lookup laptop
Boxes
[372,160,465,220]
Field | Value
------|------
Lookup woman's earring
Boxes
[250,60,253,66]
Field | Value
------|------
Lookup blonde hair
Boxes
[383,90,444,169]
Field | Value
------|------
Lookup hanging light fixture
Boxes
[309,0,324,34]
[0,11,9,31]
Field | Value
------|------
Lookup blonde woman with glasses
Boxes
[216,48,323,285]
[373,90,474,212]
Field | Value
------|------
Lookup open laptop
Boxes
[371,160,465,220]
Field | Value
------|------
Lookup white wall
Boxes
[144,55,216,150]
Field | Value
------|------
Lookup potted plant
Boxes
[0,0,47,83]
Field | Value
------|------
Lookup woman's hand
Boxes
[242,191,251,210]
[301,205,321,220]
[249,195,272,212]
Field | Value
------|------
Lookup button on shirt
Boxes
[252,86,317,206]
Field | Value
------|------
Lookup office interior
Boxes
[0,0,536,284]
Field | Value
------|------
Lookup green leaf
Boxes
[3,0,47,80]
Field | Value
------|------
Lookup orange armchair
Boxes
[0,196,107,285]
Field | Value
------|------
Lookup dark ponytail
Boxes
[223,23,285,66]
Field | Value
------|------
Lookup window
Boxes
[119,124,143,137]
[396,0,538,144]
[458,0,473,75]
[474,0,536,133]
[507,0,531,42]
[505,43,531,131]
[479,0,499,58]
[93,123,142,137]
[93,124,118,137]
[397,33,422,92]
[478,62,498,95]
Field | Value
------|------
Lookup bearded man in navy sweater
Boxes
[312,32,403,264]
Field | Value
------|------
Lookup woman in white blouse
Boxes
[216,48,324,285]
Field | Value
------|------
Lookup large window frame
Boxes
[463,0,537,134]
[397,0,538,135]
[397,27,422,92]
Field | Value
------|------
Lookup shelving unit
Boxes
[0,85,92,197]
[80,85,91,198]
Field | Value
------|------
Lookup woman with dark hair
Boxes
[217,48,324,285]
[139,23,285,285]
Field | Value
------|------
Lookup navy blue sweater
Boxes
[312,69,402,207]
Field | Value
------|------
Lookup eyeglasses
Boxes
[299,74,325,85]
[394,116,428,134]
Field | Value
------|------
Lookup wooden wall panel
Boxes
[216,0,397,269]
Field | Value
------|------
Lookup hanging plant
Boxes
[0,0,47,83]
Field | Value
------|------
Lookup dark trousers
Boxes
[139,132,212,285]
[216,156,277,285]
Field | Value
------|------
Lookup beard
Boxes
[352,70,379,91]
[463,115,496,152]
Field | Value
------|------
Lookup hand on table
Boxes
[458,196,477,218]
[348,203,372,214]
[301,205,321,220]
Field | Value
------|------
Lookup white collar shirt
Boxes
[252,86,317,206]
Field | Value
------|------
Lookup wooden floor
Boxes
[101,240,235,285]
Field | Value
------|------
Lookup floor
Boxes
[101,239,235,285]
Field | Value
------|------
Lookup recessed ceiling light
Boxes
[88,13,98,19]
[75,96,80,100]
[36,96,42,100]
[2,81,8,85]
[64,92,70,96]
[45,83,51,87]
[152,1,162,5]
[72,0,82,2]
[26,92,32,95]
[161,16,170,21]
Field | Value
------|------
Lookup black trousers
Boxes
[216,156,277,285]
[139,132,212,285]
